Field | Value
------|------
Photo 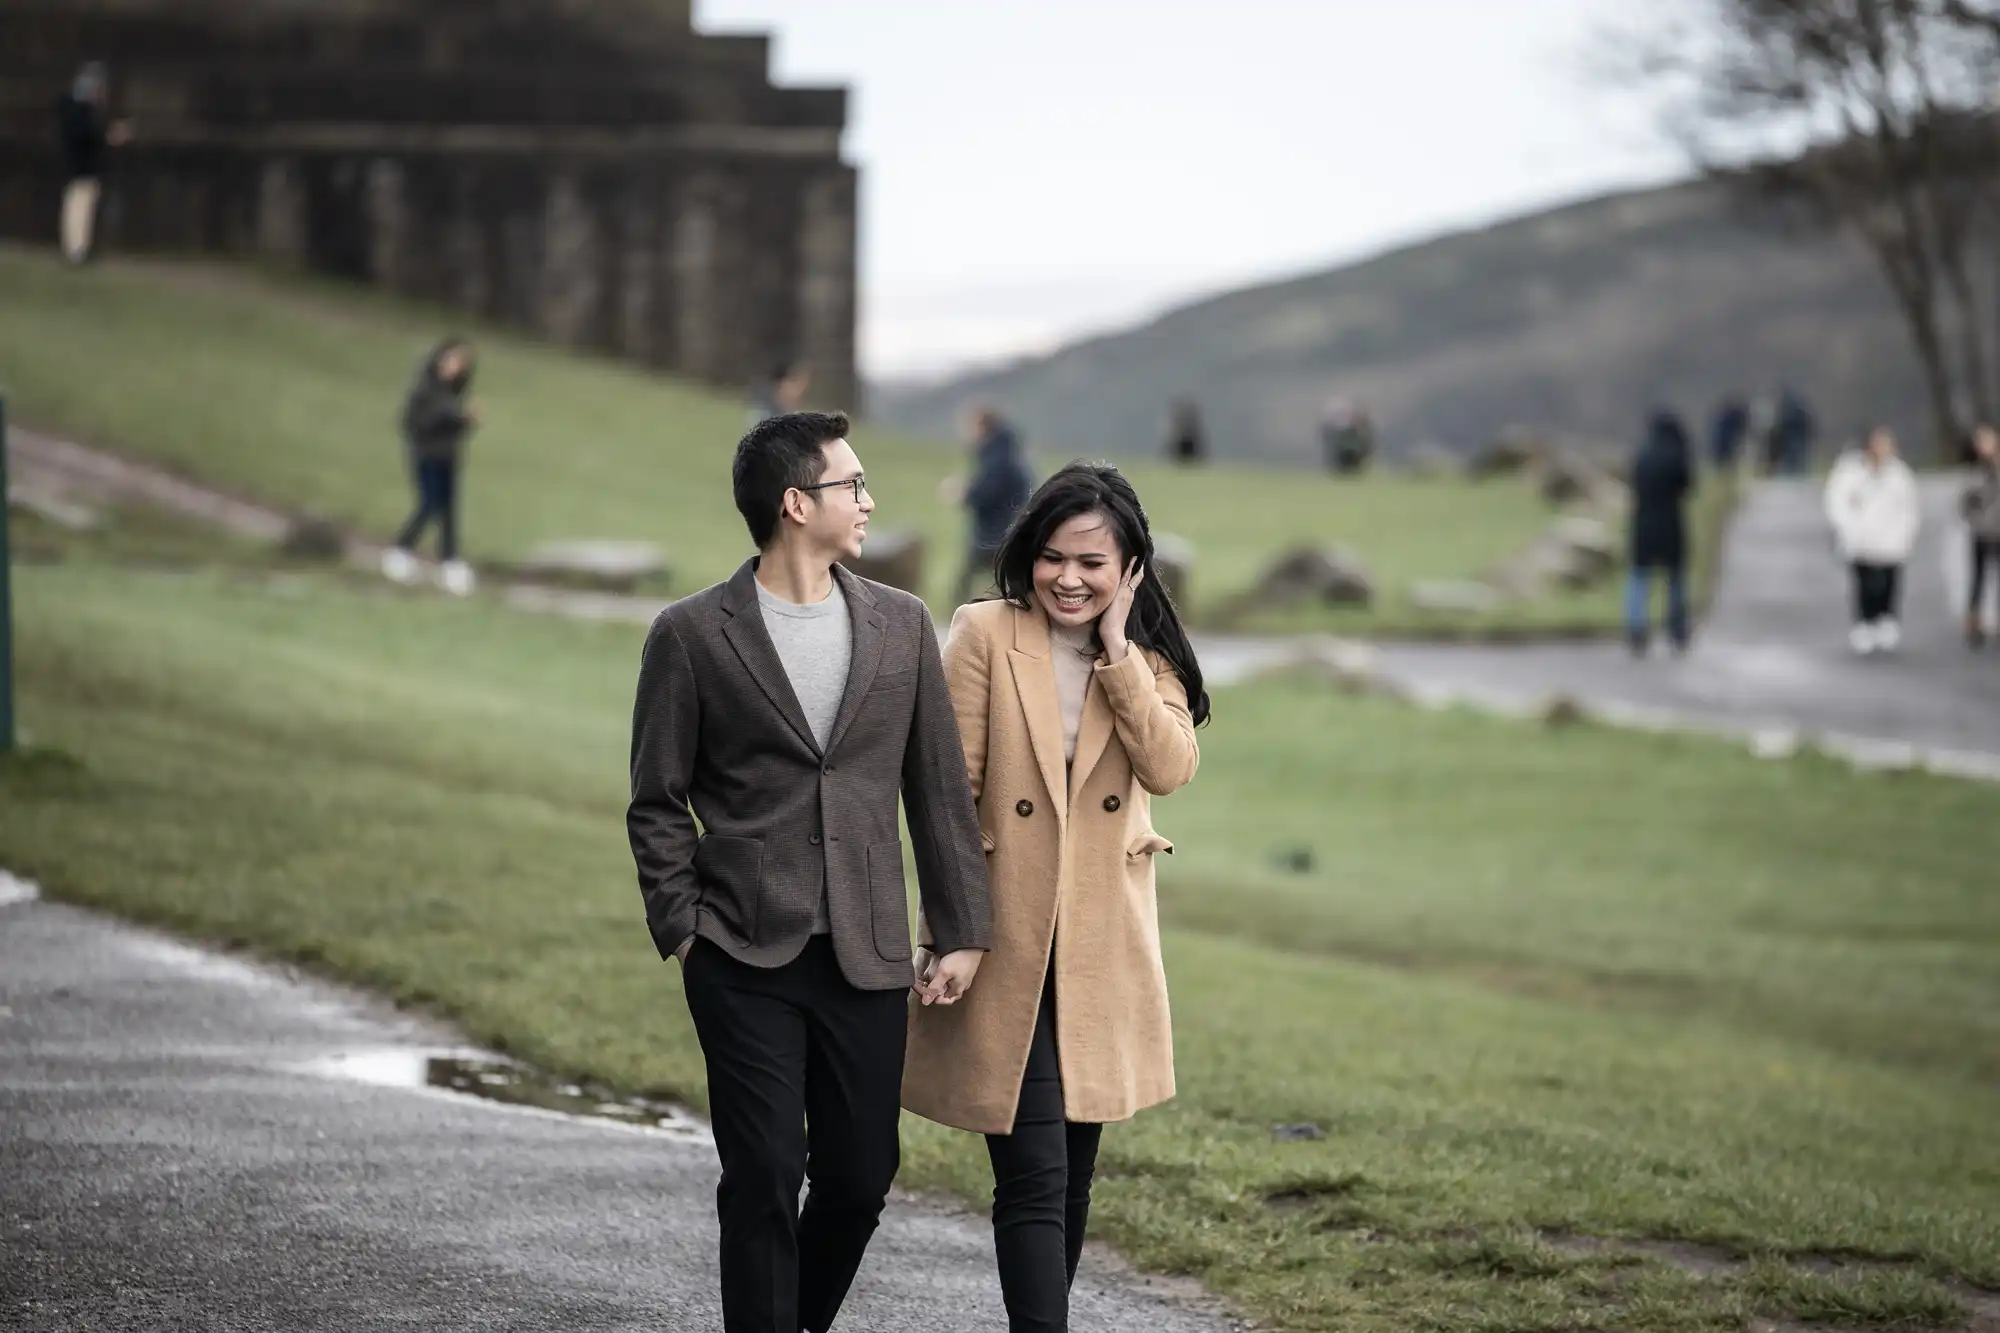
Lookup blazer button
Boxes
[823,764,835,775]
[808,833,822,846]
[1015,799,1034,818]
[1102,795,1122,813]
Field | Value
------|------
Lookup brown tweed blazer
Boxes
[628,558,990,991]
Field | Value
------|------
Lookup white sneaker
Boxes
[381,547,419,585]
[1873,618,1901,652]
[1849,623,1878,656]
[439,559,476,597]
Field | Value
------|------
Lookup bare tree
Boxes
[1640,0,2000,458]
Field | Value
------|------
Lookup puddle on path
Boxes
[305,1048,710,1146]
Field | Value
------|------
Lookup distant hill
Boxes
[870,179,1927,465]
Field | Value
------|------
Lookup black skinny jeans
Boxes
[1970,538,2000,615]
[984,972,1104,1333]
[394,457,459,561]
[1851,561,1902,624]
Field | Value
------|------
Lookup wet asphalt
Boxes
[0,891,1238,1332]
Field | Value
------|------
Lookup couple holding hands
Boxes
[627,410,1209,1333]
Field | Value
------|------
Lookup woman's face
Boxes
[1033,510,1126,631]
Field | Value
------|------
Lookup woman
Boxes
[904,462,1209,1333]
[1626,409,1696,656]
[382,338,479,595]
[1824,426,1921,655]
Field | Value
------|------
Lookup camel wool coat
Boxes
[902,598,1199,1135]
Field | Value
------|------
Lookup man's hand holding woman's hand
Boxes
[675,937,693,964]
[913,948,982,1006]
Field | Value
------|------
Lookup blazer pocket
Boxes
[693,834,764,939]
[872,666,919,692]
[1125,831,1175,861]
[865,841,914,962]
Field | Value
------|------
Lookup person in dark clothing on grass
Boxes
[950,406,1035,604]
[54,62,131,265]
[382,339,479,595]
[1626,409,1696,656]
[1962,423,2000,647]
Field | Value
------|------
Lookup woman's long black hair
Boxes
[992,461,1211,727]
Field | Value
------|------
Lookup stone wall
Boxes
[0,0,859,411]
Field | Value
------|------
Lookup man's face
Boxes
[794,438,874,563]
[1976,427,1999,462]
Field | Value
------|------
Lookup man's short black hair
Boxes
[733,411,852,549]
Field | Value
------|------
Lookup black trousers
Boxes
[394,457,459,560]
[682,936,907,1333]
[1970,538,2000,614]
[983,975,1104,1333]
[1852,561,1902,624]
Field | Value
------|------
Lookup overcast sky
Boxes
[695,1,1686,382]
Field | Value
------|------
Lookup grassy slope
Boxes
[0,244,1647,635]
[2,546,1994,1333]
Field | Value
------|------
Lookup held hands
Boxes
[674,937,693,965]
[1098,559,1144,664]
[913,948,982,1006]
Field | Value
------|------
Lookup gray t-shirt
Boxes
[757,577,853,934]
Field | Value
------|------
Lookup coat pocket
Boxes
[980,829,997,854]
[1125,831,1175,861]
[865,841,914,962]
[693,835,764,939]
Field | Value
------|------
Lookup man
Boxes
[54,63,130,265]
[948,405,1034,603]
[628,411,990,1333]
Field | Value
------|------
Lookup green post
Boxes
[0,392,13,752]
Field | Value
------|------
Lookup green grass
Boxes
[0,243,1685,636]
[1,543,1994,1333]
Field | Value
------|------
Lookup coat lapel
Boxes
[1007,606,1069,817]
[823,565,888,757]
[1067,672,1116,806]
[719,559,820,755]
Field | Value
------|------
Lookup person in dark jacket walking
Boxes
[1626,410,1696,656]
[1962,423,2000,647]
[54,63,130,265]
[383,339,479,595]
[949,406,1035,604]
[1710,395,1749,469]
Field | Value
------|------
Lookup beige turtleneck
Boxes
[1049,619,1100,766]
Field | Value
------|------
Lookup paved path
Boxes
[1366,479,2000,771]
[0,887,1238,1332]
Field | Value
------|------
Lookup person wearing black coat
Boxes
[382,339,479,595]
[1626,410,1696,656]
[952,407,1035,603]
[54,62,129,265]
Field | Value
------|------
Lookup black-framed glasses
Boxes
[797,476,868,503]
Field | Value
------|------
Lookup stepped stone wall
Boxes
[0,0,859,410]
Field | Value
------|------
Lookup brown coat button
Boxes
[1015,799,1034,817]
[1103,795,1121,813]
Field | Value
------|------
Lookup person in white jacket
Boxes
[1823,427,1922,654]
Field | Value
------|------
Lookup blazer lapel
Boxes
[1067,673,1116,807]
[1007,607,1069,817]
[823,565,888,757]
[719,559,820,755]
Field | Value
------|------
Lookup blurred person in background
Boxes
[1824,426,1921,655]
[1164,397,1206,465]
[1319,397,1376,475]
[944,405,1035,604]
[904,462,1206,1333]
[1626,409,1696,657]
[747,358,812,428]
[383,339,479,596]
[1961,423,2000,648]
[54,62,131,265]
[1709,394,1749,470]
[1768,386,1817,476]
